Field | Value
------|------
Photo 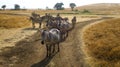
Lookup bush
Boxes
[82,9,90,13]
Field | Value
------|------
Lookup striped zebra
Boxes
[29,13,51,29]
[40,28,61,57]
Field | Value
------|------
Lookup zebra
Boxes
[29,13,52,29]
[71,16,76,28]
[29,16,42,29]
[40,28,61,57]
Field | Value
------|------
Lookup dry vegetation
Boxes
[0,10,76,15]
[76,3,120,15]
[0,14,30,28]
[82,18,120,67]
[0,9,102,25]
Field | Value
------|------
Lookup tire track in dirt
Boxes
[0,17,113,67]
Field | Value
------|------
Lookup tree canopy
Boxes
[70,3,76,11]
[14,4,20,10]
[1,5,6,10]
[54,2,64,10]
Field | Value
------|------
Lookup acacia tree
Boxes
[70,3,76,11]
[14,4,20,10]
[54,2,64,10]
[1,5,6,10]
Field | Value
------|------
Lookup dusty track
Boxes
[0,17,113,67]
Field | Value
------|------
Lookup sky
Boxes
[0,0,120,9]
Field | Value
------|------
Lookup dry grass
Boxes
[82,18,120,67]
[0,10,101,25]
[0,14,30,28]
[0,9,75,15]
[76,3,120,15]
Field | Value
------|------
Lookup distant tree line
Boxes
[1,4,21,10]
[1,2,77,11]
[54,2,76,11]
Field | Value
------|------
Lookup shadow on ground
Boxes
[22,27,39,30]
[31,52,58,67]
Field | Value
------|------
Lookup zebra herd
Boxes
[29,12,76,57]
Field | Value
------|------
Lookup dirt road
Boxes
[0,17,113,67]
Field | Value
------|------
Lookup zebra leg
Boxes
[39,22,41,28]
[63,33,66,40]
[60,34,63,41]
[66,31,68,37]
[64,31,68,39]
[58,43,60,52]
[32,22,35,29]
[46,44,49,57]
[49,44,52,57]
[61,34,65,41]
[52,44,55,53]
